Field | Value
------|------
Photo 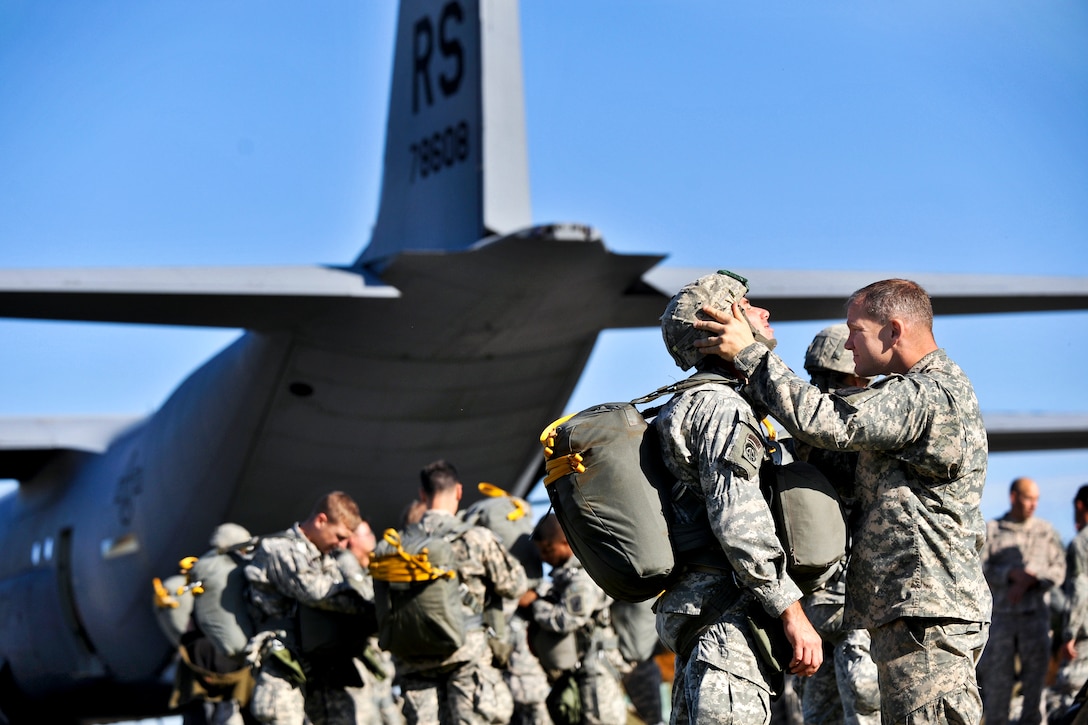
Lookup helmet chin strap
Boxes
[749,321,778,352]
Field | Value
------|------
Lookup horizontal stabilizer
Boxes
[0,416,144,481]
[644,267,1088,320]
[983,413,1088,453]
[0,266,399,329]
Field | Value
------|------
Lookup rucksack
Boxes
[183,543,259,659]
[369,517,474,662]
[539,374,846,603]
[759,421,847,593]
[610,598,659,664]
[460,482,543,582]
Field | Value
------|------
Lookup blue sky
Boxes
[1,1,1087,540]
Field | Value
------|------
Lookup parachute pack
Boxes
[539,374,846,603]
[369,516,475,662]
[460,482,543,582]
[151,539,260,659]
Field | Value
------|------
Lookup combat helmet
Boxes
[661,269,772,370]
[803,323,854,376]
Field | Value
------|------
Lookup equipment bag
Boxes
[539,375,730,603]
[370,518,473,661]
[759,421,847,594]
[540,374,847,602]
[188,546,258,658]
[461,482,543,582]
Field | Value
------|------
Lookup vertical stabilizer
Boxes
[357,0,531,269]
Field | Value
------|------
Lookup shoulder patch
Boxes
[726,423,764,480]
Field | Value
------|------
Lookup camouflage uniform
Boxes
[733,344,992,724]
[529,555,628,725]
[245,524,372,725]
[792,445,880,725]
[395,509,527,725]
[977,512,1065,725]
[507,607,554,725]
[654,377,804,725]
[1050,527,1088,721]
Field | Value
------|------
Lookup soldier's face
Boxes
[1010,483,1039,522]
[312,516,354,553]
[845,304,894,378]
[739,297,774,341]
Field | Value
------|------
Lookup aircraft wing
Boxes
[983,413,1088,453]
[0,266,398,329]
[2,264,1085,332]
[0,416,144,480]
[645,267,1088,319]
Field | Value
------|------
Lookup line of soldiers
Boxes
[156,460,667,725]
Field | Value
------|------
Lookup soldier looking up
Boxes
[654,270,822,725]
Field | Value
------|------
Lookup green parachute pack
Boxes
[369,516,475,662]
[539,374,846,603]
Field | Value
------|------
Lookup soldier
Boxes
[793,324,880,725]
[244,491,374,725]
[1050,485,1088,722]
[522,513,628,725]
[393,459,529,725]
[655,271,822,724]
[340,519,405,725]
[978,477,1065,725]
[696,277,992,724]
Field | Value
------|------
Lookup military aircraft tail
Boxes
[356,0,531,269]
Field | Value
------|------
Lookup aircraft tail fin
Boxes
[356,0,531,270]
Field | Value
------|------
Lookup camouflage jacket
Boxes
[244,524,368,645]
[655,379,802,613]
[1064,527,1088,642]
[733,345,991,629]
[982,513,1065,615]
[530,554,614,642]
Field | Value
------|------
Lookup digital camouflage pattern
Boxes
[1051,526,1088,721]
[660,271,751,371]
[396,509,527,725]
[653,379,803,722]
[977,513,1066,725]
[870,618,987,725]
[245,525,373,725]
[506,611,553,725]
[732,346,991,629]
[732,344,991,721]
[799,572,880,725]
[793,442,879,725]
[529,555,627,725]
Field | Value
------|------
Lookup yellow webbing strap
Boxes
[539,413,585,486]
[477,482,527,521]
[174,556,205,596]
[369,529,457,583]
[152,577,179,609]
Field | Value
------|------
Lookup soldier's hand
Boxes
[780,600,823,677]
[693,303,756,362]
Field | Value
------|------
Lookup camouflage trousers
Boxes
[506,617,553,725]
[976,610,1051,725]
[249,663,308,725]
[305,659,383,725]
[399,649,514,725]
[800,628,880,725]
[869,618,988,725]
[670,656,772,725]
[568,647,628,725]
